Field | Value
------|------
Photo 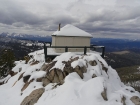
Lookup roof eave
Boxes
[52,34,92,38]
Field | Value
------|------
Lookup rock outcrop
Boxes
[9,71,18,77]
[89,60,97,66]
[1,51,139,105]
[121,96,126,105]
[130,96,140,105]
[38,56,92,86]
[101,88,108,101]
[21,88,45,105]
[21,79,34,91]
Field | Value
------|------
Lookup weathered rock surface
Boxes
[46,61,57,72]
[21,79,34,91]
[22,55,109,101]
[101,88,108,101]
[63,61,74,74]
[21,88,45,105]
[36,77,43,82]
[18,72,25,81]
[24,56,30,64]
[40,63,48,71]
[62,60,87,79]
[99,61,108,73]
[12,80,18,87]
[73,66,84,79]
[19,67,22,72]
[56,69,65,84]
[1,52,139,105]
[38,56,89,87]
[92,74,97,78]
[30,61,39,65]
[9,71,18,77]
[42,77,50,87]
[121,96,126,105]
[23,75,31,83]
[0,81,4,85]
[45,68,64,84]
[130,96,140,105]
[89,60,97,66]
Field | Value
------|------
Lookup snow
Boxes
[137,66,140,70]
[0,49,140,105]
[23,65,43,79]
[52,24,92,37]
[52,52,78,70]
[26,43,32,46]
[28,50,45,63]
[71,59,87,68]
[28,71,46,81]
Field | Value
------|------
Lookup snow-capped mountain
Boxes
[0,32,49,38]
[0,32,52,42]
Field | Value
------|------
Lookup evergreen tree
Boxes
[0,49,15,78]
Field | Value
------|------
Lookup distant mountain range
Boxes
[91,38,140,52]
[0,32,52,42]
[0,32,140,52]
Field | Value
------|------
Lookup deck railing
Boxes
[44,43,105,61]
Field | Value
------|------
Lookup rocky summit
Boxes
[0,49,140,105]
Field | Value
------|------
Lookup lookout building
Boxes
[51,24,92,53]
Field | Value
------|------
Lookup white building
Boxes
[51,24,92,53]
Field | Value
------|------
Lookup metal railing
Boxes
[44,43,105,61]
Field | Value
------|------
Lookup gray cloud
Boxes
[0,0,140,39]
[0,1,45,25]
[67,1,140,39]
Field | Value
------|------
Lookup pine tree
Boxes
[0,49,15,78]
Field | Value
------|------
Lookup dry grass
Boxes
[112,51,130,55]
[116,65,140,92]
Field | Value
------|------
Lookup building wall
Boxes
[52,36,90,53]
[52,36,56,46]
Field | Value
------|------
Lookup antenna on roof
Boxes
[58,23,61,31]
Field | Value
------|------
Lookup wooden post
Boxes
[44,43,47,62]
[84,46,87,55]
[102,47,105,58]
[50,42,52,47]
[65,46,68,52]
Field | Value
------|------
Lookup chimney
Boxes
[58,23,61,31]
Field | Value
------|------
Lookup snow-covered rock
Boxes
[21,88,45,105]
[0,50,139,105]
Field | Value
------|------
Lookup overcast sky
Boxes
[0,0,140,39]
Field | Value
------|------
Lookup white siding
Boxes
[73,37,90,46]
[52,36,90,53]
[52,36,56,46]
